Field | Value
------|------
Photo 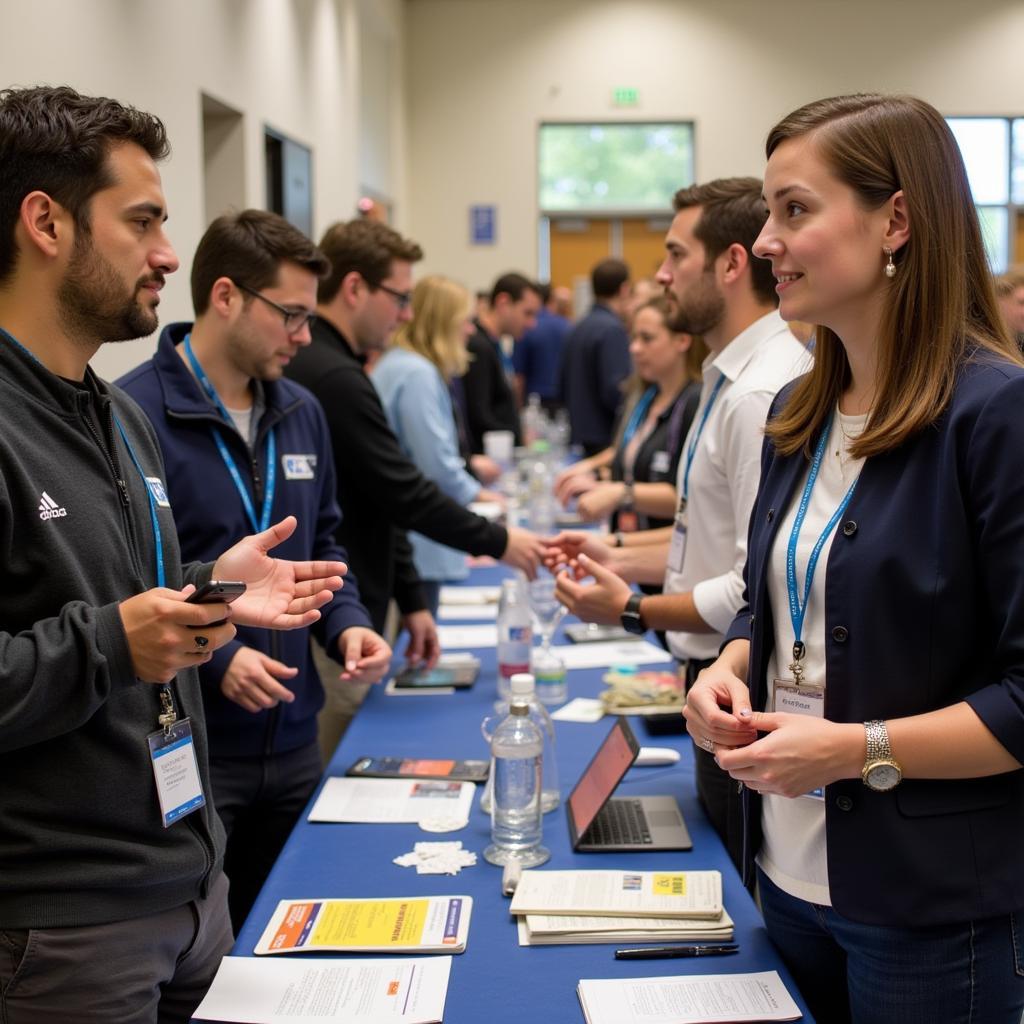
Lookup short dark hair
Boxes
[317,219,423,303]
[591,258,630,299]
[191,210,329,315]
[0,85,170,285]
[535,281,552,305]
[672,178,777,306]
[489,272,539,306]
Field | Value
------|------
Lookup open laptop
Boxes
[565,717,692,852]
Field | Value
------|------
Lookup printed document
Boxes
[193,955,452,1024]
[308,777,475,824]
[518,907,734,945]
[576,971,801,1024]
[557,639,673,671]
[509,869,722,919]
[435,624,498,649]
[254,896,471,954]
[439,585,501,605]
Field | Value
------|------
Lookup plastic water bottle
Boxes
[483,675,550,868]
[533,644,568,707]
[496,577,531,704]
[481,673,560,814]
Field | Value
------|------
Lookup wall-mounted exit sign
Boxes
[612,87,639,107]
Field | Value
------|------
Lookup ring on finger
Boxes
[194,635,209,649]
[700,735,715,752]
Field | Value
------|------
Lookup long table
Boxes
[228,565,814,1022]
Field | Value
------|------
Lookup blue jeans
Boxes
[758,868,1024,1024]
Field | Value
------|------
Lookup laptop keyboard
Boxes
[586,799,652,845]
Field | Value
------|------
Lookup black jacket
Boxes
[463,322,520,453]
[0,329,223,928]
[285,318,508,631]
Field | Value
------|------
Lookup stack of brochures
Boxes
[509,869,734,946]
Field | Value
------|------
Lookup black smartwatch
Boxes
[620,593,646,635]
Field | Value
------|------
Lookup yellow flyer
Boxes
[253,895,472,955]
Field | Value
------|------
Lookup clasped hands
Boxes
[683,651,863,797]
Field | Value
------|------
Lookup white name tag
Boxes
[650,449,671,475]
[771,677,825,799]
[667,504,688,574]
[147,719,206,827]
[282,454,317,480]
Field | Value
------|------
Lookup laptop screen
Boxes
[567,718,639,837]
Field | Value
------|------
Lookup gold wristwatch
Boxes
[861,720,902,792]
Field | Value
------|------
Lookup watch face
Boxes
[866,761,901,792]
[620,612,645,636]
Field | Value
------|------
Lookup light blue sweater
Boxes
[372,347,480,581]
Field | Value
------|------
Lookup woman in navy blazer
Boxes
[684,94,1024,1024]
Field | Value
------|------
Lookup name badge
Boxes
[650,450,671,475]
[282,454,317,480]
[771,678,826,799]
[147,719,206,827]
[667,502,688,574]
[145,476,171,508]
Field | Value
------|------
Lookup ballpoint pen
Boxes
[614,944,740,960]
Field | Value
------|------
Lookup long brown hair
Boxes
[764,94,1021,459]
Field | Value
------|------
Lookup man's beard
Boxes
[57,234,162,343]
[665,271,724,337]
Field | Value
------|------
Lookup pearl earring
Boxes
[884,247,896,279]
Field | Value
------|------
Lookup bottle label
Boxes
[499,661,530,679]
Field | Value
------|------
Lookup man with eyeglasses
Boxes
[286,219,545,644]
[119,209,391,930]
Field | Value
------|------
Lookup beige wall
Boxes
[405,0,1024,292]
[0,0,406,380]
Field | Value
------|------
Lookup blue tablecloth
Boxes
[227,565,814,1023]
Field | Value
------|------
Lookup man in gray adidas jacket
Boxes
[0,85,345,1023]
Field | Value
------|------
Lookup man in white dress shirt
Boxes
[551,178,811,870]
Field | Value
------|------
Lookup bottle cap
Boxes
[510,673,535,698]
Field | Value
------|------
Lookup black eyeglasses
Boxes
[235,282,317,333]
[370,281,413,311]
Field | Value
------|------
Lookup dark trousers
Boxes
[759,868,1024,1024]
[210,741,323,932]
[685,657,747,881]
[0,871,232,1024]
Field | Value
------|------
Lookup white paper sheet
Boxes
[438,603,499,621]
[194,955,452,1024]
[308,777,475,824]
[435,624,498,649]
[576,971,801,1024]
[557,639,673,671]
[438,585,501,605]
[550,697,606,723]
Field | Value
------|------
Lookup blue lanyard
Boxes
[114,416,166,587]
[0,328,166,586]
[621,387,657,447]
[785,421,859,667]
[681,373,726,501]
[183,334,276,533]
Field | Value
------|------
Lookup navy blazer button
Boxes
[836,795,854,811]
[832,625,849,643]
[842,520,857,536]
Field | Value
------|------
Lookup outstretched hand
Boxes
[212,516,345,630]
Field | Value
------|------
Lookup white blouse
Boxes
[757,406,867,906]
